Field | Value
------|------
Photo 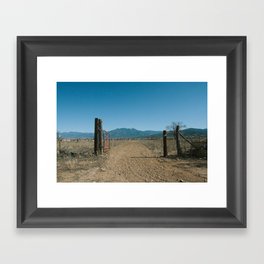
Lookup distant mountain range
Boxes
[58,128,207,139]
[58,131,94,139]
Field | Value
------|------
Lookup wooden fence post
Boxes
[98,119,103,155]
[163,130,167,157]
[94,118,99,155]
[94,118,104,155]
[176,125,182,157]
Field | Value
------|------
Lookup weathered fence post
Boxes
[163,130,167,157]
[175,125,182,157]
[98,119,103,155]
[94,118,104,155]
[94,118,99,155]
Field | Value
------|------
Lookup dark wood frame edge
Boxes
[17,36,246,228]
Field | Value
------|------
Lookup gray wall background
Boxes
[0,0,263,263]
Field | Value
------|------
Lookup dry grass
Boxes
[57,138,207,183]
[57,139,107,182]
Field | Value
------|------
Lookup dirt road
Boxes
[61,141,207,182]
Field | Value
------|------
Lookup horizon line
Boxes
[58,127,208,133]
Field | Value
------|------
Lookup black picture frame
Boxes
[17,36,246,228]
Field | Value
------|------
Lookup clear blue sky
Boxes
[57,82,207,132]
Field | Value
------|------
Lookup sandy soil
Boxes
[57,140,207,182]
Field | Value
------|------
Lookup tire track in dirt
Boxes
[90,141,206,182]
[103,141,162,182]
[61,141,207,182]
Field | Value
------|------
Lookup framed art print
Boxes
[17,36,246,227]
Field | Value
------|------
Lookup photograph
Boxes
[57,82,207,182]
